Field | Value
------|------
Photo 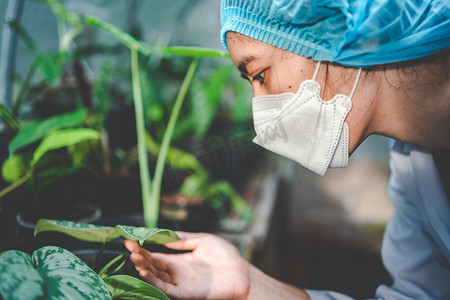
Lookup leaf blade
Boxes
[8,109,87,154]
[0,250,44,300]
[105,275,169,300]
[30,128,100,166]
[34,219,120,243]
[115,225,180,246]
[32,246,112,300]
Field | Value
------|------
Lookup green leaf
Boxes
[34,220,180,246]
[34,52,69,85]
[31,128,100,166]
[35,219,120,243]
[84,16,152,55]
[145,133,204,172]
[8,109,87,154]
[105,275,169,300]
[163,46,229,58]
[115,225,180,246]
[179,173,209,196]
[1,154,28,183]
[0,246,112,300]
[0,250,44,299]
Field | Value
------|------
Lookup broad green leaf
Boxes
[163,46,229,58]
[8,109,87,154]
[31,128,100,166]
[1,154,28,182]
[0,246,111,300]
[33,246,111,300]
[0,250,44,299]
[35,219,120,243]
[84,16,152,55]
[115,225,180,246]
[105,275,169,300]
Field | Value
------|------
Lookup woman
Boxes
[125,0,450,299]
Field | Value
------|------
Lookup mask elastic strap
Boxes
[349,68,362,99]
[312,61,321,81]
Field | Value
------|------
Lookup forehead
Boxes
[226,32,277,67]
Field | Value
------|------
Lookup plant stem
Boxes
[0,104,20,132]
[151,58,198,224]
[131,47,153,227]
[0,169,33,199]
[98,251,127,279]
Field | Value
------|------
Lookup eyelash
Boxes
[241,70,266,85]
[252,70,265,84]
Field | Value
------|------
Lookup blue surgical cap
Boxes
[220,0,450,68]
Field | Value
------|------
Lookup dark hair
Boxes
[370,49,450,94]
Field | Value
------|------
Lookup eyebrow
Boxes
[238,55,259,76]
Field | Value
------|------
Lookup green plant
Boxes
[0,218,181,300]
[0,109,101,213]
[2,0,253,228]
[83,15,243,228]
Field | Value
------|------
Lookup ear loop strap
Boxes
[349,68,362,99]
[312,61,321,81]
[312,61,362,99]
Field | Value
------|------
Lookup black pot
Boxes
[0,221,19,252]
[16,202,102,252]
[159,199,219,233]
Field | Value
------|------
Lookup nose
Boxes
[252,86,268,98]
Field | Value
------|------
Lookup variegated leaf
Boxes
[35,219,120,243]
[0,250,44,299]
[115,225,180,246]
[0,246,112,300]
[105,275,169,300]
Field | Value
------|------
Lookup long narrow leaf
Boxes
[84,16,152,55]
[150,58,198,227]
[163,46,229,58]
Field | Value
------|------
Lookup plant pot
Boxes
[0,221,19,252]
[159,194,219,233]
[16,202,102,252]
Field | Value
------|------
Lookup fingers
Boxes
[163,231,210,251]
[124,239,141,252]
[124,240,173,283]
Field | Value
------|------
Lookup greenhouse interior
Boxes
[2,0,426,299]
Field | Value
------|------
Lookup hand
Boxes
[124,232,251,300]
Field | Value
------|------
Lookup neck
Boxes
[371,66,450,150]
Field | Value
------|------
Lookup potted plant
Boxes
[0,218,180,300]
[0,108,103,240]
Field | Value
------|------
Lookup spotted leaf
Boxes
[0,250,44,299]
[115,225,180,246]
[0,246,112,300]
[35,219,120,243]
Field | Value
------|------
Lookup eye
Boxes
[251,70,265,85]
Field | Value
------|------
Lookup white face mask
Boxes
[252,61,362,176]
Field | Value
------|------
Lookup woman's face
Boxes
[226,32,315,97]
[226,31,374,156]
